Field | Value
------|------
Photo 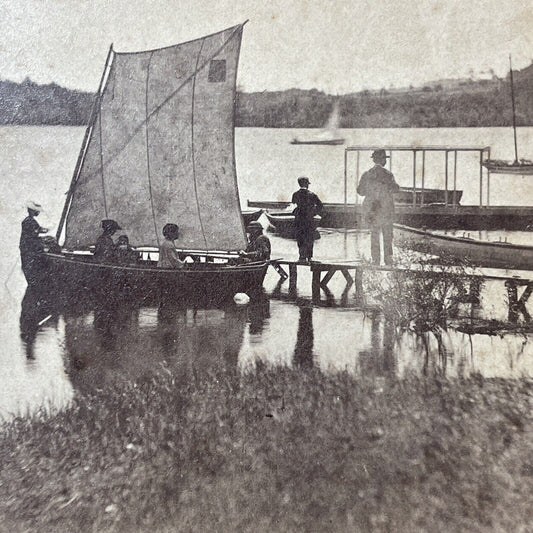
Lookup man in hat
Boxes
[291,176,323,262]
[239,221,271,262]
[20,201,48,283]
[94,219,121,263]
[357,149,400,265]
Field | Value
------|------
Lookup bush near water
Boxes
[2,70,533,127]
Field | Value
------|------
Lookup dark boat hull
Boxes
[395,224,533,270]
[290,138,345,146]
[242,208,263,226]
[42,252,268,302]
[265,212,321,239]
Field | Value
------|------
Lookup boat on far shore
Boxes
[242,208,263,226]
[291,101,345,146]
[395,224,533,270]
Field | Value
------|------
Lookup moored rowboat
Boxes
[394,224,533,270]
[265,211,321,239]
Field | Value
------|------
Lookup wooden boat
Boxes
[265,211,321,239]
[242,208,263,226]
[291,101,345,146]
[396,187,462,205]
[40,24,268,299]
[394,224,533,270]
[482,56,533,175]
[482,160,533,175]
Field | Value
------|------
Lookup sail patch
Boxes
[208,59,226,82]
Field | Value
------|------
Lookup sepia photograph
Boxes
[1,0,533,531]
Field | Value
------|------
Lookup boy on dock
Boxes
[357,150,400,265]
[291,177,323,262]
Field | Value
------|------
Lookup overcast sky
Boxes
[1,0,532,93]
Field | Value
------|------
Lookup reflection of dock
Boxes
[270,259,533,323]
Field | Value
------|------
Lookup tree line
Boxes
[0,76,532,128]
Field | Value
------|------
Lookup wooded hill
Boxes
[1,71,532,128]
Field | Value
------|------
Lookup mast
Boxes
[509,54,519,164]
[56,45,114,243]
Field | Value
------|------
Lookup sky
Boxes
[1,0,532,94]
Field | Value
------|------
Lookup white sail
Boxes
[63,24,247,251]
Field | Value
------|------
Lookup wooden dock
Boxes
[270,259,533,323]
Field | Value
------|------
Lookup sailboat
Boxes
[291,101,345,145]
[482,55,533,175]
[41,24,268,300]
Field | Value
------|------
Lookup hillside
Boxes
[0,66,532,128]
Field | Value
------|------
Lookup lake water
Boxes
[2,125,533,422]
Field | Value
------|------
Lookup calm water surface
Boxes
[2,125,533,422]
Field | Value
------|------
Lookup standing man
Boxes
[291,177,323,262]
[357,149,400,265]
[239,221,271,262]
[20,201,48,284]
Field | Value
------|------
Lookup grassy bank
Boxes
[1,367,533,532]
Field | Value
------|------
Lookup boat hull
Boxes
[265,212,321,239]
[395,224,533,270]
[290,139,345,146]
[242,208,263,226]
[482,161,533,175]
[42,252,269,302]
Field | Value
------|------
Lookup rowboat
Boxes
[242,208,263,226]
[394,224,533,270]
[290,138,345,146]
[39,23,268,299]
[265,211,321,239]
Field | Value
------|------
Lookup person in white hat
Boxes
[19,201,48,283]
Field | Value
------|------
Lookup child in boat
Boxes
[94,219,121,263]
[158,223,185,268]
[116,235,139,264]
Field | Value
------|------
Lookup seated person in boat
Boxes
[158,223,185,269]
[239,221,271,262]
[94,219,121,263]
[19,200,49,284]
[116,235,139,264]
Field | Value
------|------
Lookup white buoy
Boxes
[233,292,250,305]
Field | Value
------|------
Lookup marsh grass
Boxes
[1,364,533,532]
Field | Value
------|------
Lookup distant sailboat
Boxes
[482,55,533,175]
[291,101,345,145]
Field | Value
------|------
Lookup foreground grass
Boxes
[1,367,533,532]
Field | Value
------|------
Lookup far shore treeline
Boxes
[1,65,533,128]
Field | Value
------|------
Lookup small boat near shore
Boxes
[39,23,268,299]
[265,211,321,239]
[395,224,533,270]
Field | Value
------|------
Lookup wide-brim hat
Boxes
[297,176,311,186]
[26,200,43,212]
[246,221,263,231]
[371,149,389,160]
[101,219,122,231]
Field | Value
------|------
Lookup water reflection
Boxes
[8,281,533,422]
[294,305,314,369]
